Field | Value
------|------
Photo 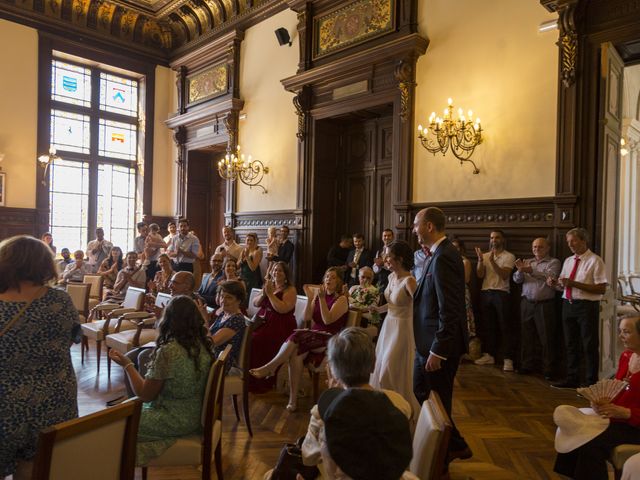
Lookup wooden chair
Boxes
[31,399,142,480]
[141,345,231,480]
[410,391,452,480]
[80,287,146,372]
[105,292,172,379]
[83,274,104,310]
[306,309,361,402]
[66,283,91,323]
[611,445,640,479]
[246,288,262,318]
[629,274,640,296]
[225,318,255,436]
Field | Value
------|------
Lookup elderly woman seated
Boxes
[348,266,380,335]
[554,315,640,480]
[109,295,215,466]
[264,327,415,480]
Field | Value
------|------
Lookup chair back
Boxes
[246,288,262,317]
[630,274,640,295]
[202,345,231,466]
[66,283,91,318]
[83,274,104,301]
[31,400,142,480]
[294,295,308,328]
[409,391,452,480]
[346,308,362,328]
[155,292,172,309]
[122,287,146,310]
[237,318,255,376]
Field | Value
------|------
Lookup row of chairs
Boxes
[31,345,232,480]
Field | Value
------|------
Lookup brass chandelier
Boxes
[217,145,269,193]
[417,98,483,174]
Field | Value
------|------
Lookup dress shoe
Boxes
[550,380,578,390]
[448,446,473,463]
[474,353,495,365]
[503,359,514,372]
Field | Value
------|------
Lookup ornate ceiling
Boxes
[0,0,276,57]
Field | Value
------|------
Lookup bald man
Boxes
[513,238,561,379]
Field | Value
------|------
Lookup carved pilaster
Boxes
[293,85,313,141]
[175,65,187,114]
[394,60,415,123]
[287,0,312,72]
[557,1,578,88]
[172,126,187,216]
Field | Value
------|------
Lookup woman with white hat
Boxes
[554,315,640,479]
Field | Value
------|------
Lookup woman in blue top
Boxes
[208,280,247,374]
[109,295,214,465]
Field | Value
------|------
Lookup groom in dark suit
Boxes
[412,207,471,461]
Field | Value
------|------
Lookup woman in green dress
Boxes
[109,295,214,465]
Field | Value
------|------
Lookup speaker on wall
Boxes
[275,27,292,46]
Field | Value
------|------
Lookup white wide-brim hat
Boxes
[554,405,610,453]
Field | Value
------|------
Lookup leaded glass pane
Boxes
[52,60,91,107]
[97,163,136,252]
[98,119,137,161]
[51,110,91,154]
[99,72,138,117]
[49,159,89,253]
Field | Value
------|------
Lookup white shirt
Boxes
[560,249,608,301]
[86,239,113,269]
[168,233,200,264]
[481,250,516,292]
[215,240,243,262]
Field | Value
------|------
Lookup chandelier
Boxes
[417,98,483,174]
[217,145,269,193]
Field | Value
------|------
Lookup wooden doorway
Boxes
[311,104,394,281]
[185,148,227,277]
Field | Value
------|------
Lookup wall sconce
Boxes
[217,145,270,193]
[621,137,639,157]
[37,146,61,185]
[417,98,483,174]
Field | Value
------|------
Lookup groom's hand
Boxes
[425,353,442,372]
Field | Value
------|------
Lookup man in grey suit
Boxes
[412,207,471,462]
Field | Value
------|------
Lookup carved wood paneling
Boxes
[0,207,40,241]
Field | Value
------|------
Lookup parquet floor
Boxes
[73,344,596,480]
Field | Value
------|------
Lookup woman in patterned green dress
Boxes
[109,295,214,465]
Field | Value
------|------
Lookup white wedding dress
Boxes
[370,272,420,418]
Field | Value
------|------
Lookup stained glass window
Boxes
[49,159,90,253]
[52,60,92,107]
[51,110,91,154]
[98,119,137,161]
[97,163,136,252]
[99,72,138,117]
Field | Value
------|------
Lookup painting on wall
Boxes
[313,0,395,59]
[187,63,229,107]
[0,172,5,207]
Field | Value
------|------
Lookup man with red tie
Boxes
[548,228,607,389]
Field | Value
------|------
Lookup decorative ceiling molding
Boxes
[0,0,282,61]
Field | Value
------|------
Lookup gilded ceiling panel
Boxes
[71,0,92,26]
[44,0,62,18]
[203,0,222,26]
[96,2,117,33]
[221,0,232,18]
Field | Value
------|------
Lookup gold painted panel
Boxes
[44,0,63,18]
[119,11,139,40]
[96,3,116,33]
[187,63,228,105]
[314,0,395,59]
[71,0,92,26]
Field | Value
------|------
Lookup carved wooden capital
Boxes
[557,0,578,88]
[172,126,187,164]
[223,111,239,152]
[394,60,415,122]
[293,85,313,141]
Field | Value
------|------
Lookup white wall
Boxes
[413,0,559,202]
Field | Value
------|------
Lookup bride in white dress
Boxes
[370,240,420,418]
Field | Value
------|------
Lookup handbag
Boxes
[271,436,319,480]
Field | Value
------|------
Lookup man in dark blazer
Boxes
[275,225,294,265]
[196,253,224,307]
[412,207,471,461]
[344,233,375,288]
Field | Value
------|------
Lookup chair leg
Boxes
[81,335,87,364]
[214,440,224,480]
[242,385,253,437]
[312,372,320,403]
[141,466,148,480]
[107,346,112,380]
[96,340,102,373]
[231,394,240,421]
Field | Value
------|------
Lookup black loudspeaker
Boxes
[275,27,292,46]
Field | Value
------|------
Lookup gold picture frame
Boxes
[186,63,229,107]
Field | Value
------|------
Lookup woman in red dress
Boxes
[249,261,297,394]
[250,267,349,412]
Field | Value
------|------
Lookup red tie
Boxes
[422,247,432,257]
[566,256,580,300]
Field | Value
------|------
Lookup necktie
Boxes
[422,247,432,257]
[351,249,362,278]
[566,256,581,300]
